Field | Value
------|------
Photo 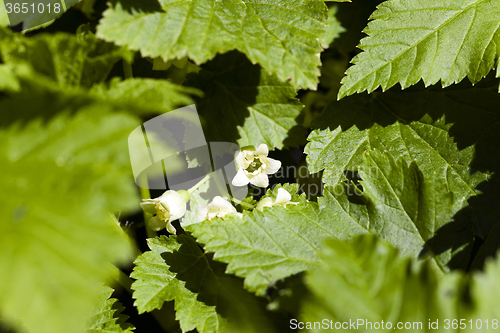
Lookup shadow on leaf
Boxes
[159,234,289,332]
[313,75,500,270]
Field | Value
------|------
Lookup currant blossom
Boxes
[231,144,281,188]
[140,190,188,234]
[256,188,298,212]
[196,196,243,222]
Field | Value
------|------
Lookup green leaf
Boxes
[322,150,465,271]
[131,235,283,333]
[301,234,465,332]
[187,51,304,149]
[91,78,202,115]
[88,287,135,333]
[131,235,229,332]
[96,0,328,89]
[302,234,500,332]
[306,83,494,217]
[0,0,9,27]
[0,106,139,333]
[0,27,131,88]
[0,64,20,92]
[466,253,500,327]
[338,0,500,98]
[185,186,367,296]
[0,65,200,125]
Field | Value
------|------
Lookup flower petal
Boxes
[148,216,167,231]
[196,206,209,222]
[235,151,249,170]
[211,196,237,213]
[250,172,269,188]
[256,197,274,212]
[160,190,187,220]
[275,188,292,205]
[140,200,158,214]
[255,143,269,156]
[166,221,177,235]
[264,157,281,175]
[232,168,250,186]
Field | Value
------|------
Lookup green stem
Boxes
[111,266,133,294]
[187,174,211,195]
[139,175,156,239]
[229,196,255,209]
[123,59,133,79]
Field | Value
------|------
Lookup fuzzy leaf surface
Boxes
[131,235,283,333]
[131,235,229,332]
[338,0,500,98]
[302,235,464,332]
[0,27,130,88]
[0,106,139,333]
[91,78,202,115]
[306,82,497,219]
[96,0,328,89]
[186,184,367,296]
[321,150,462,271]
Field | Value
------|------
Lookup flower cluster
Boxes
[140,190,188,234]
[231,144,281,188]
[139,144,299,232]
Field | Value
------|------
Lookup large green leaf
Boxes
[0,27,131,88]
[188,150,469,298]
[0,106,139,333]
[187,51,304,149]
[131,235,229,332]
[186,184,366,296]
[131,235,283,333]
[322,150,464,271]
[0,67,200,128]
[96,0,328,89]
[301,234,465,332]
[91,78,202,115]
[338,0,500,98]
[306,82,498,227]
[302,234,500,332]
[87,287,135,333]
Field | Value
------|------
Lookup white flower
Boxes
[196,196,243,221]
[231,144,281,188]
[140,190,188,234]
[256,188,298,212]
